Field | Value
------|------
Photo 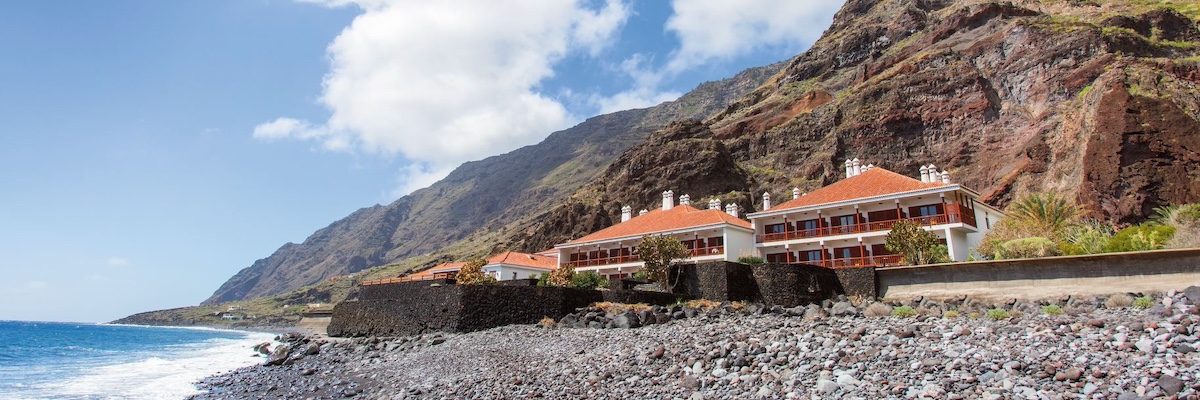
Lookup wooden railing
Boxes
[757,209,972,243]
[563,246,725,268]
[812,254,904,269]
[361,272,455,286]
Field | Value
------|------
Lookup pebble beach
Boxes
[190,289,1200,399]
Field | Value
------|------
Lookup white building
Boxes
[554,190,756,279]
[746,160,1003,267]
[482,251,558,280]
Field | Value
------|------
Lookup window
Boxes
[804,250,823,261]
[799,219,820,231]
[913,204,942,217]
[765,253,788,263]
[765,223,786,234]
[836,215,857,226]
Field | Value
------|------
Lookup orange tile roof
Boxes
[762,168,948,213]
[562,204,752,245]
[486,251,557,270]
[405,261,466,279]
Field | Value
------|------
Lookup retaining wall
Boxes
[877,248,1200,301]
[673,262,842,307]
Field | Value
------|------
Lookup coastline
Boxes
[189,291,1200,399]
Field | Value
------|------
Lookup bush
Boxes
[537,316,556,328]
[455,259,496,285]
[592,302,650,314]
[637,235,689,291]
[1107,225,1176,252]
[1062,219,1114,255]
[976,192,1082,258]
[569,271,609,290]
[545,264,575,287]
[995,237,1061,259]
[535,272,550,287]
[892,305,917,318]
[1041,304,1064,315]
[885,219,944,265]
[737,255,765,266]
[631,270,648,280]
[986,308,1010,320]
[1133,296,1154,309]
[1105,293,1133,308]
[864,303,893,317]
[685,299,722,311]
[943,310,960,318]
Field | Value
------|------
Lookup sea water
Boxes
[0,320,277,400]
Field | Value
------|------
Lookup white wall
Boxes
[725,229,756,261]
[483,265,550,280]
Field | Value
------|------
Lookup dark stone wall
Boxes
[330,284,684,337]
[674,262,757,302]
[750,263,841,307]
[834,267,877,299]
[328,284,461,337]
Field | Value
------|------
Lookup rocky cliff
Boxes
[511,0,1200,253]
[208,0,1199,304]
[204,64,781,303]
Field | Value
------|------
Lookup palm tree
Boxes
[1004,192,1081,239]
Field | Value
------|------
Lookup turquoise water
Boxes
[0,321,275,399]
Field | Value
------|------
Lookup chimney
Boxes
[662,190,674,210]
[725,203,740,218]
[762,192,771,211]
[844,159,854,179]
[621,205,632,222]
[792,187,801,199]
[927,164,937,183]
[639,209,649,216]
[920,165,929,182]
[679,194,691,206]
[852,158,862,176]
[708,198,722,210]
[865,163,874,172]
[941,170,950,184]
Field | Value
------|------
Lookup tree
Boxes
[545,264,574,287]
[455,259,496,285]
[977,191,1083,258]
[885,219,944,265]
[636,234,689,292]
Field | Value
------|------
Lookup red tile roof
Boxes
[763,168,948,213]
[486,251,557,270]
[563,204,752,245]
[406,262,466,279]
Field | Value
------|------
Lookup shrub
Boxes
[886,219,944,265]
[968,312,981,319]
[943,310,960,318]
[535,272,550,287]
[986,308,1010,320]
[455,259,496,285]
[995,237,1061,259]
[545,264,575,287]
[637,235,689,292]
[737,255,765,266]
[864,303,893,317]
[631,270,648,280]
[1041,304,1064,315]
[592,302,651,314]
[1156,204,1200,250]
[1133,296,1154,309]
[537,316,556,328]
[685,299,722,311]
[1105,293,1134,308]
[892,305,917,318]
[977,192,1082,258]
[1107,225,1176,252]
[1062,219,1114,255]
[569,271,609,290]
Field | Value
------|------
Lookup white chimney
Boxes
[865,163,874,172]
[941,170,950,184]
[927,164,937,183]
[662,190,674,210]
[762,192,771,211]
[621,205,632,222]
[792,187,801,199]
[679,194,691,206]
[920,165,930,182]
[725,203,740,218]
[852,158,862,176]
[708,198,722,210]
[844,159,854,179]
[639,209,649,216]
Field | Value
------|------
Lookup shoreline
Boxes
[190,291,1200,399]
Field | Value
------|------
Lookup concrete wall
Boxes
[877,248,1200,301]
[484,265,547,281]
[725,229,757,262]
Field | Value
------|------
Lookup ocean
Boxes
[0,321,277,400]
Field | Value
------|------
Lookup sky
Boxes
[0,0,842,323]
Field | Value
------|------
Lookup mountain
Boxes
[204,64,781,304]
[208,0,1199,304]
[508,0,1200,253]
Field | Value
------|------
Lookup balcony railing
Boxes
[757,207,973,243]
[784,254,903,269]
[563,246,725,269]
[361,272,455,286]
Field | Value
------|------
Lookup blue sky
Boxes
[0,0,841,322]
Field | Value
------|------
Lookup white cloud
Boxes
[589,54,682,114]
[262,0,631,196]
[664,0,841,72]
[105,257,129,267]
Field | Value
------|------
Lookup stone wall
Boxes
[877,249,1200,301]
[672,262,842,307]
[834,267,877,299]
[329,283,684,337]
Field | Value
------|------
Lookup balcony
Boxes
[757,205,975,243]
[563,246,724,269]
[785,254,904,269]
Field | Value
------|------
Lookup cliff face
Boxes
[513,0,1200,250]
[209,0,1200,304]
[204,64,781,304]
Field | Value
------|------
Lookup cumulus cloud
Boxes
[260,0,631,195]
[664,0,840,72]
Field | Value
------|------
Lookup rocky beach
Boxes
[191,289,1200,399]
